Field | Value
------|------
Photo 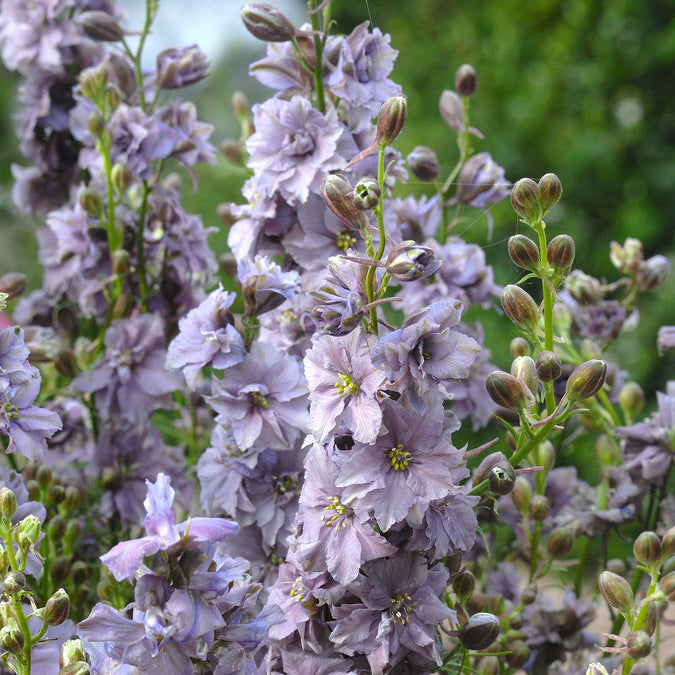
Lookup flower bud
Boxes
[521,583,537,605]
[661,571,675,602]
[0,487,17,520]
[453,570,476,598]
[564,360,607,402]
[476,656,499,675]
[529,495,551,522]
[486,370,535,412]
[19,514,41,546]
[232,90,249,119]
[37,464,53,489]
[619,382,645,421]
[156,44,209,89]
[60,639,87,668]
[439,89,464,131]
[353,178,381,210]
[375,96,407,147]
[565,270,603,304]
[508,234,539,271]
[407,145,440,181]
[626,631,652,660]
[637,255,670,292]
[509,337,530,358]
[547,528,573,558]
[45,588,70,626]
[0,626,24,655]
[47,514,67,541]
[60,662,91,675]
[385,242,439,282]
[501,284,540,332]
[633,531,661,567]
[506,640,530,668]
[221,140,246,166]
[536,350,562,382]
[610,238,643,274]
[511,355,537,395]
[537,173,562,211]
[0,273,27,300]
[547,234,575,281]
[79,188,103,218]
[87,110,105,137]
[111,162,132,192]
[489,464,516,496]
[76,11,125,41]
[512,476,532,512]
[537,440,556,472]
[111,249,131,277]
[3,571,26,595]
[599,570,634,614]
[552,302,572,333]
[455,63,478,97]
[662,527,675,557]
[460,612,501,650]
[510,177,542,223]
[321,175,369,231]
[241,3,295,42]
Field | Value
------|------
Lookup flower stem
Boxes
[365,145,387,334]
[308,0,326,113]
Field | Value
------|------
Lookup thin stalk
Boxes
[308,0,326,112]
[365,145,387,335]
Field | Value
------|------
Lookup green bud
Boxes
[508,613,524,630]
[610,238,643,274]
[475,656,499,675]
[231,90,249,119]
[385,241,439,282]
[3,570,26,595]
[0,273,27,300]
[565,359,607,402]
[662,527,675,557]
[552,302,572,333]
[19,515,41,546]
[565,270,603,304]
[637,255,670,292]
[510,178,542,223]
[47,514,67,541]
[406,145,440,181]
[599,570,634,614]
[535,350,562,383]
[641,601,658,637]
[77,11,125,41]
[633,531,661,567]
[595,435,618,466]
[626,631,652,660]
[485,370,535,412]
[36,464,52,490]
[48,484,66,506]
[241,2,295,42]
[512,476,533,512]
[529,494,551,522]
[508,234,540,271]
[321,175,369,231]
[60,663,91,675]
[0,487,17,520]
[511,355,537,395]
[45,588,70,626]
[501,284,540,332]
[547,528,573,558]
[71,561,89,586]
[460,612,501,651]
[353,178,381,211]
[111,162,132,192]
[538,173,563,211]
[51,555,72,584]
[537,440,556,472]
[79,188,103,218]
[489,466,516,496]
[111,249,131,276]
[506,641,530,668]
[60,638,87,668]
[547,234,575,275]
[509,337,530,358]
[455,63,478,97]
[619,382,645,421]
[659,571,675,602]
[521,583,537,605]
[0,626,24,655]
[374,96,407,147]
[453,571,476,599]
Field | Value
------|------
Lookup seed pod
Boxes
[460,612,501,650]
[486,370,535,412]
[455,63,478,97]
[501,284,540,332]
[510,177,542,223]
[565,360,607,402]
[626,631,652,660]
[241,3,295,42]
[508,234,540,271]
[599,570,634,614]
[536,350,562,383]
[353,178,381,211]
[375,96,408,147]
[633,531,661,567]
[407,145,440,181]
[538,173,563,211]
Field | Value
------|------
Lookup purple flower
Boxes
[166,284,246,389]
[394,194,442,243]
[206,341,308,451]
[100,473,238,581]
[336,398,466,531]
[304,329,385,444]
[156,44,209,89]
[73,313,180,424]
[238,254,302,317]
[295,443,396,584]
[246,96,346,204]
[329,552,453,674]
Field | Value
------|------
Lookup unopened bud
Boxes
[0,487,17,520]
[353,178,381,210]
[509,337,530,357]
[111,249,131,276]
[385,241,439,282]
[537,440,556,472]
[407,145,440,181]
[375,96,407,147]
[455,64,478,97]
[552,302,572,333]
[241,3,295,42]
[453,571,476,599]
[37,464,52,489]
[637,255,670,292]
[489,464,516,496]
[112,292,132,320]
[538,173,562,211]
[511,355,537,395]
[476,656,499,675]
[508,234,539,271]
[536,350,562,382]
[232,91,249,119]
[547,234,575,281]
[156,44,209,90]
[217,203,237,227]
[0,626,24,655]
[626,631,652,660]
[45,588,70,626]
[661,571,675,602]
[221,140,246,166]
[599,570,634,614]
[662,527,675,557]
[512,476,532,512]
[619,382,645,421]
[48,514,67,541]
[486,370,535,412]
[87,110,105,137]
[439,89,464,132]
[321,175,369,231]
[3,571,26,595]
[633,531,661,567]
[565,270,603,304]
[610,238,643,274]
[79,188,103,218]
[501,284,540,332]
[565,359,607,402]
[547,528,573,558]
[60,639,87,668]
[510,178,542,223]
[77,11,124,41]
[19,515,41,546]
[111,162,132,192]
[529,495,550,522]
[460,612,501,650]
[506,641,530,668]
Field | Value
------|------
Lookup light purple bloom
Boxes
[238,254,302,317]
[246,96,346,204]
[166,284,246,389]
[304,329,385,444]
[100,473,238,581]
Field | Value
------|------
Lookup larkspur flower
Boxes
[238,254,302,317]
[304,328,385,444]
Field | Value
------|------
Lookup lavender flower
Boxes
[156,44,209,89]
[246,96,346,204]
[238,254,302,317]
[166,284,245,389]
[304,328,385,444]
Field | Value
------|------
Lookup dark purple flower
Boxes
[246,96,346,204]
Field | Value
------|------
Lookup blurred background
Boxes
[0,0,673,392]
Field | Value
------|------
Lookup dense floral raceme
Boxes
[0,1,672,674]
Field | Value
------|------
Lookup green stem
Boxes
[365,145,387,335]
[136,181,150,307]
[308,0,326,112]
